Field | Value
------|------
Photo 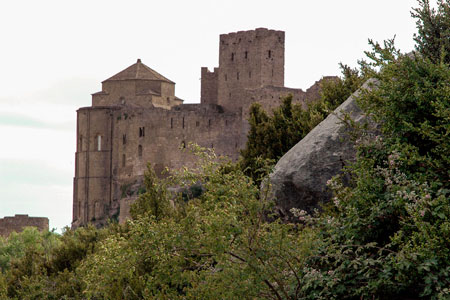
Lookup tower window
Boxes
[237,72,239,80]
[171,118,173,129]
[138,145,142,157]
[244,51,248,59]
[268,50,272,58]
[96,135,102,151]
[208,119,211,127]
[196,121,200,127]
[231,52,234,61]
[225,120,228,126]
[122,154,126,167]
[139,127,145,137]
[79,135,83,152]
[122,134,126,145]
[182,117,185,129]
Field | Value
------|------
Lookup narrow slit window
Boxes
[208,119,211,127]
[97,135,101,151]
[231,52,234,61]
[139,127,145,137]
[196,121,200,127]
[138,145,142,157]
[244,51,248,59]
[268,50,272,58]
[171,118,173,129]
[237,72,239,80]
[123,134,126,145]
[182,117,185,129]
[225,120,228,126]
[122,154,126,167]
[79,135,83,152]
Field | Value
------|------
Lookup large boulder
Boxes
[268,80,377,219]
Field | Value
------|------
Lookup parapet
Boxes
[219,28,284,45]
[0,214,49,237]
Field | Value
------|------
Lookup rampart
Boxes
[0,214,49,237]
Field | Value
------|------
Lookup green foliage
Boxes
[412,0,450,64]
[294,24,450,299]
[2,2,450,299]
[240,64,363,183]
[129,163,171,220]
[79,145,316,299]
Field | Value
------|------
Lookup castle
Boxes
[72,28,328,228]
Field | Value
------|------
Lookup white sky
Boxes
[0,0,421,231]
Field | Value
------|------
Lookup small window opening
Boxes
[122,154,126,167]
[229,92,231,98]
[225,120,228,126]
[79,135,83,152]
[96,135,101,151]
[244,51,248,59]
[182,117,185,129]
[208,119,211,127]
[237,72,239,80]
[171,118,173,129]
[235,142,238,148]
[122,134,126,145]
[138,145,142,157]
[268,50,272,58]
[139,127,145,137]
[196,121,200,127]
[78,201,81,219]
[231,52,234,61]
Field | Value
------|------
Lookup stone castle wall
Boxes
[0,215,49,237]
[72,28,330,228]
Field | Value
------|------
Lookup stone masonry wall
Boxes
[0,215,49,237]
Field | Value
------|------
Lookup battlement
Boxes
[219,28,284,44]
[0,214,49,237]
[73,28,328,229]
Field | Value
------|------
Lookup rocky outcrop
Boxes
[268,80,377,219]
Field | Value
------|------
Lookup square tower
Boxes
[217,28,285,111]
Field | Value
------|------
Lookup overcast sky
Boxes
[0,0,421,231]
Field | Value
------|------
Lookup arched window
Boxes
[96,135,102,151]
[138,145,143,157]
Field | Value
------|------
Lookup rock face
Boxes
[268,80,376,219]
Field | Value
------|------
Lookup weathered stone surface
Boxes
[72,28,330,229]
[0,214,49,237]
[268,80,376,219]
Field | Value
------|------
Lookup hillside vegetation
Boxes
[1,1,449,299]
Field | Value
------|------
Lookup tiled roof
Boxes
[103,59,174,83]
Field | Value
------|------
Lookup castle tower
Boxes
[217,28,285,112]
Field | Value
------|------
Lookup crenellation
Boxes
[73,28,333,228]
